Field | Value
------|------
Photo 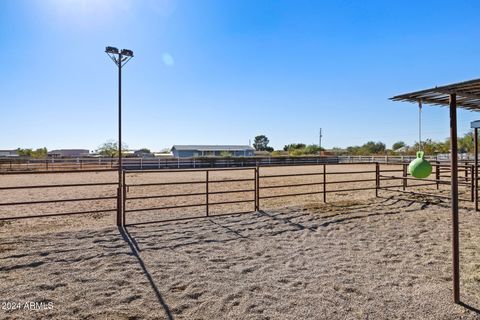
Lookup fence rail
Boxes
[2,154,479,172]
[0,169,117,221]
[0,156,339,172]
[0,162,478,225]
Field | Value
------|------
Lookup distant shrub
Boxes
[220,151,232,157]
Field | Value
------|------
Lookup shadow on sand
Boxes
[118,225,174,320]
[118,197,480,317]
[459,301,480,314]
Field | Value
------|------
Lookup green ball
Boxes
[408,151,432,179]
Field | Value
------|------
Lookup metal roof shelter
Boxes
[391,78,480,305]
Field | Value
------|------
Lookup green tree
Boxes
[343,141,386,155]
[392,141,406,150]
[283,143,324,155]
[97,141,128,157]
[17,148,33,157]
[283,143,306,151]
[346,146,362,155]
[412,139,448,154]
[304,144,322,154]
[330,147,347,155]
[33,147,48,158]
[362,141,386,154]
[253,135,271,151]
[17,147,48,158]
[459,132,474,153]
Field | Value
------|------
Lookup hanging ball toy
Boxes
[408,151,432,179]
[408,100,432,179]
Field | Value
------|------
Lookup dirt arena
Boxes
[1,164,479,319]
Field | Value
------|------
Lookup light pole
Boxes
[105,46,134,226]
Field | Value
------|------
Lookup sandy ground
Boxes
[1,164,480,319]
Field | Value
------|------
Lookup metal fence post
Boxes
[123,170,127,225]
[206,170,209,216]
[117,187,122,226]
[402,163,407,191]
[254,167,258,211]
[436,161,440,190]
[255,166,260,211]
[375,162,380,197]
[471,164,475,202]
[465,162,469,182]
[323,163,327,203]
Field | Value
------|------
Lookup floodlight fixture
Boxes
[121,49,134,57]
[106,46,134,67]
[105,46,119,54]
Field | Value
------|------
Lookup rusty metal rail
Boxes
[123,164,382,225]
[1,162,478,225]
[258,164,377,205]
[0,169,117,221]
[378,162,476,205]
[123,167,256,225]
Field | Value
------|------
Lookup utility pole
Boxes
[319,128,323,152]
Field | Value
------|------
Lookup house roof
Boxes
[0,150,19,156]
[390,78,480,111]
[48,149,90,154]
[172,145,254,151]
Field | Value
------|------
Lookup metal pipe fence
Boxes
[0,156,339,172]
[2,155,478,172]
[122,167,256,225]
[0,162,478,225]
[0,169,117,221]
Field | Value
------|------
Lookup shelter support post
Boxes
[449,94,460,304]
[389,77,480,307]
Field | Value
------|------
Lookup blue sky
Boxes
[1,0,480,152]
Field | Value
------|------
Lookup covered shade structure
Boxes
[391,78,480,304]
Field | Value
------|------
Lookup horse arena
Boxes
[1,163,480,319]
